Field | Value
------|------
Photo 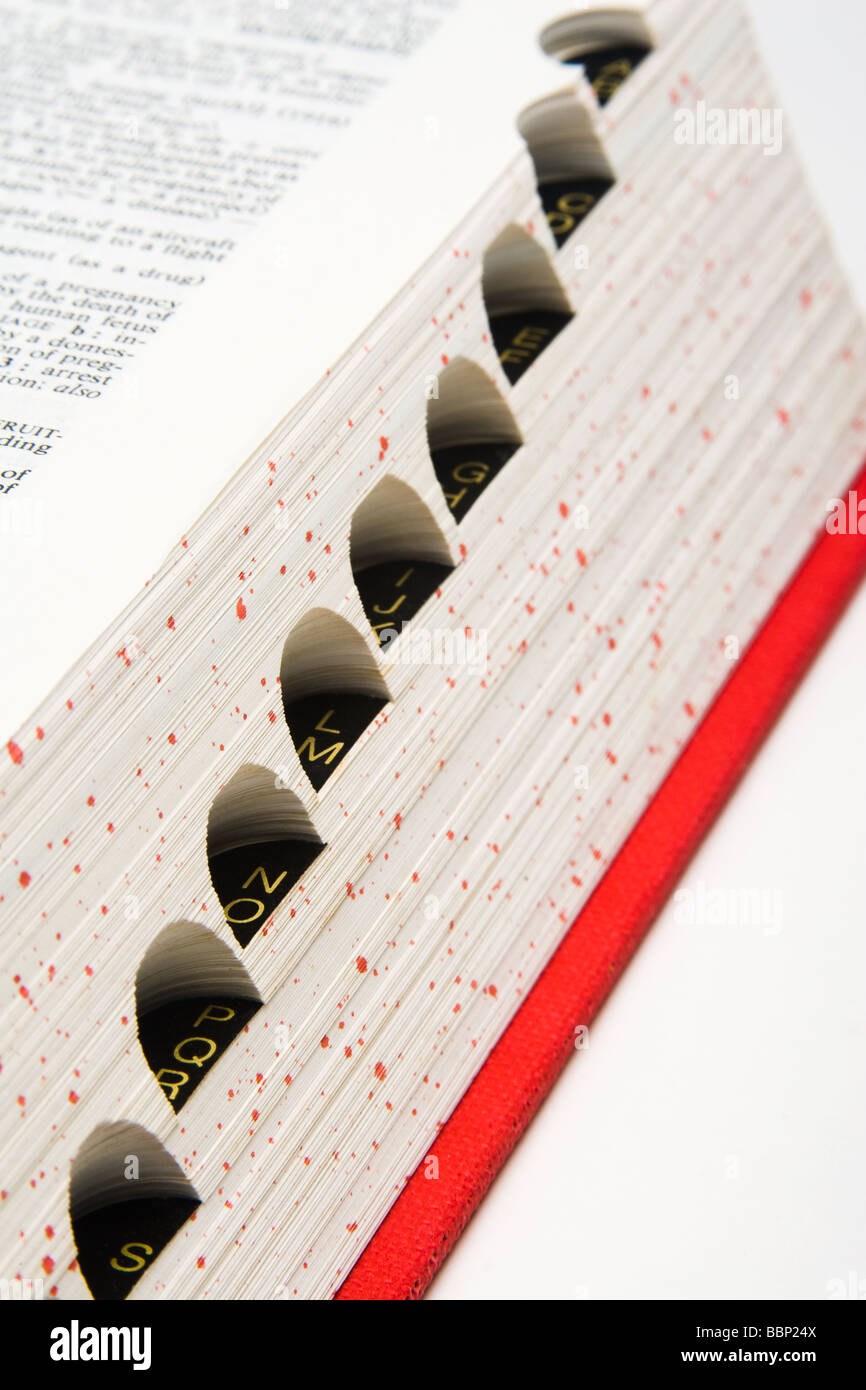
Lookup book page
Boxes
[0,0,574,737]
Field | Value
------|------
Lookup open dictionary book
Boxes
[1,0,864,1301]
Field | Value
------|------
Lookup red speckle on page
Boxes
[168,733,176,745]
[577,550,587,567]
[559,501,569,518]
[378,435,389,461]
[42,1256,54,1275]
[320,1035,329,1049]
[374,1061,387,1081]
[197,1256,206,1269]
[800,289,813,309]
[68,1091,79,1104]
[488,984,498,998]
[7,741,23,765]
[777,408,790,426]
[684,701,696,718]
[236,596,247,620]
[19,871,31,888]
[308,570,316,582]
[167,616,175,630]
[356,956,367,973]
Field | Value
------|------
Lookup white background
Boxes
[429,0,866,1301]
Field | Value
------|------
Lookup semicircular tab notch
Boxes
[482,224,574,384]
[136,920,262,1112]
[539,8,654,107]
[518,90,615,248]
[69,1121,200,1300]
[207,764,325,947]
[350,475,453,649]
[426,356,523,521]
[281,608,390,790]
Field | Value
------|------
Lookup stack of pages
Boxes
[1,0,863,1299]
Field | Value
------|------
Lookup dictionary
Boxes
[1,0,864,1303]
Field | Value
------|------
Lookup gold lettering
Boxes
[452,462,489,485]
[296,709,345,766]
[193,1003,237,1029]
[372,593,407,617]
[297,734,345,765]
[547,210,574,237]
[513,325,549,349]
[558,189,596,218]
[242,865,288,896]
[110,1242,153,1274]
[443,486,468,512]
[155,1067,189,1102]
[501,324,551,366]
[314,709,340,735]
[593,58,632,101]
[547,189,596,239]
[224,896,265,925]
[173,1035,218,1068]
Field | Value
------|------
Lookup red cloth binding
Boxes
[336,460,866,1300]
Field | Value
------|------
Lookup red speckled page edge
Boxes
[335,457,866,1300]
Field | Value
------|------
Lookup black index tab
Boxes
[568,43,651,105]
